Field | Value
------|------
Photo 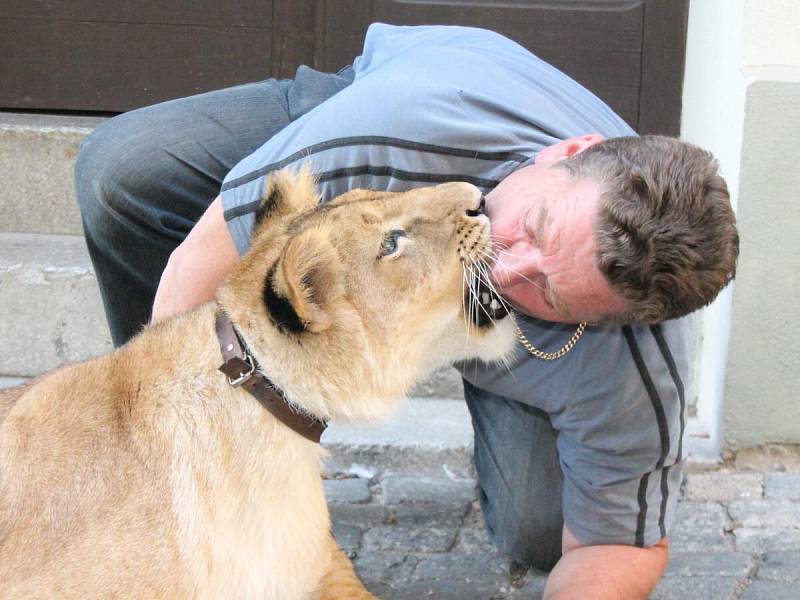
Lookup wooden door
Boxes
[1,0,688,134]
[310,0,689,135]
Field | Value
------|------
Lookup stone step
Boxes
[0,370,473,476]
[0,232,463,398]
[0,112,104,236]
[0,232,112,376]
[325,397,473,478]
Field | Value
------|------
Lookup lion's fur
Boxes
[0,170,515,599]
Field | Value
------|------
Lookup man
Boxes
[75,24,738,598]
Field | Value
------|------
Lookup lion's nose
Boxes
[465,196,486,217]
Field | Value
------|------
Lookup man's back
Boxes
[220,24,635,254]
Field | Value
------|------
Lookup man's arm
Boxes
[151,196,240,322]
[543,525,669,599]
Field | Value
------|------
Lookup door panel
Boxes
[0,0,688,134]
[314,0,688,134]
[1,0,273,112]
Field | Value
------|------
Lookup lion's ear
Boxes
[264,228,343,334]
[255,166,320,226]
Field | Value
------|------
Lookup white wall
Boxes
[725,76,800,448]
[742,0,800,66]
[681,0,746,203]
[725,0,800,448]
[680,0,746,459]
[682,0,800,452]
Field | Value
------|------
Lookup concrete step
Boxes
[0,377,473,477]
[0,232,112,376]
[0,112,104,236]
[0,232,463,397]
[325,397,473,478]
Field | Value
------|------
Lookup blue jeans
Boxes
[74,74,564,571]
[464,380,563,570]
[75,79,300,346]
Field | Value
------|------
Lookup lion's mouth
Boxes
[466,274,509,327]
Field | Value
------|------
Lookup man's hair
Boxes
[560,135,739,323]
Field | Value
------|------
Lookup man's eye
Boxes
[379,229,406,257]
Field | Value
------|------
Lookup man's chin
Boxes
[497,285,573,323]
[496,287,540,319]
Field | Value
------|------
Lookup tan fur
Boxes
[0,169,515,599]
[0,382,29,425]
[318,534,376,600]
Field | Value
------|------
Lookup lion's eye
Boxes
[379,229,406,257]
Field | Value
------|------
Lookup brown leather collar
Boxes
[215,310,327,443]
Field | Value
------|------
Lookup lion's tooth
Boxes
[481,292,490,305]
[489,298,500,311]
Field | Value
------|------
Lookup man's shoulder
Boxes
[351,23,538,93]
[349,23,634,140]
[356,23,523,66]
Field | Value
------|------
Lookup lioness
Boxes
[0,170,515,599]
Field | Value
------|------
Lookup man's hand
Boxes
[543,526,669,599]
[152,196,240,322]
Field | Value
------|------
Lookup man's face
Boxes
[485,159,626,324]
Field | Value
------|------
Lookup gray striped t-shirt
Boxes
[220,23,634,255]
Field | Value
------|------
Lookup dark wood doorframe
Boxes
[308,0,689,135]
[639,0,690,135]
[271,0,317,78]
[2,0,689,135]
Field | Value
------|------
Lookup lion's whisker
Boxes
[469,264,479,329]
[466,257,498,328]
[489,256,545,291]
[490,233,516,243]
[472,257,512,316]
[493,247,535,260]
[460,262,473,342]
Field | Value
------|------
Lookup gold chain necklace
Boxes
[512,315,587,361]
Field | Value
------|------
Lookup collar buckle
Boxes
[215,309,328,443]
[227,353,256,387]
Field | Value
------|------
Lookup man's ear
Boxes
[536,133,604,167]
[264,228,343,334]
[255,165,320,226]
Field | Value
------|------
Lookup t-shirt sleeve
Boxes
[554,320,690,547]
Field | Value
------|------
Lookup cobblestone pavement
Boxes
[326,449,800,599]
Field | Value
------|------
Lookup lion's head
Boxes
[218,169,515,421]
